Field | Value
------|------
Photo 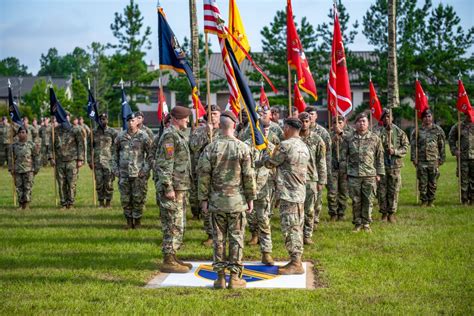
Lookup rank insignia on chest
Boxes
[164,143,174,157]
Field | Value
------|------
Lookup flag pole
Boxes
[457,72,462,203]
[369,73,372,131]
[415,73,419,204]
[288,65,292,117]
[49,80,58,207]
[7,79,17,207]
[205,32,212,142]
[88,78,97,207]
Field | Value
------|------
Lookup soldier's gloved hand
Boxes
[246,200,254,214]
[77,160,84,168]
[49,159,56,167]
[164,190,176,201]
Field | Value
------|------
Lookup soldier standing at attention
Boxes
[198,111,256,289]
[410,109,446,207]
[270,107,282,127]
[189,104,221,246]
[39,117,52,167]
[263,118,309,275]
[448,113,473,205]
[328,116,350,221]
[155,106,193,274]
[49,117,85,209]
[8,126,41,209]
[342,112,384,232]
[87,113,118,208]
[304,106,331,226]
[112,113,152,229]
[298,112,327,245]
[375,109,409,222]
[0,117,11,167]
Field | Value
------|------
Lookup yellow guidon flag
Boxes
[228,0,250,64]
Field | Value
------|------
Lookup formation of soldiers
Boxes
[1,103,473,289]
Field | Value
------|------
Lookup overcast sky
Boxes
[0,0,472,75]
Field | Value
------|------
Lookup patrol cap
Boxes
[126,112,137,121]
[135,111,145,118]
[304,105,318,113]
[380,108,391,120]
[421,109,432,118]
[16,125,27,134]
[284,118,303,129]
[220,110,238,124]
[298,112,310,121]
[170,106,192,119]
[354,112,369,123]
[206,104,220,112]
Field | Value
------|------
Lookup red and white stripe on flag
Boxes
[220,38,241,114]
[204,0,226,36]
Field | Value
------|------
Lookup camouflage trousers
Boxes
[247,195,273,253]
[14,171,34,204]
[56,161,78,207]
[118,176,147,219]
[279,200,304,259]
[159,190,188,255]
[327,169,348,216]
[457,159,474,204]
[377,168,401,214]
[211,211,246,275]
[41,144,50,166]
[0,144,8,166]
[417,161,440,203]
[348,176,377,226]
[189,177,200,217]
[94,167,115,201]
[202,205,213,237]
[304,182,318,238]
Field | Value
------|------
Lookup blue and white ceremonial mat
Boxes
[145,261,314,289]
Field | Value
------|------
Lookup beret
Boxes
[380,108,391,119]
[126,112,137,121]
[421,109,432,118]
[354,112,368,123]
[284,118,303,129]
[206,104,221,112]
[170,106,192,119]
[221,110,238,124]
[298,112,310,120]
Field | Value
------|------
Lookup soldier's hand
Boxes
[77,160,84,168]
[317,184,323,192]
[49,159,56,167]
[376,175,381,182]
[246,200,254,214]
[389,148,395,155]
[201,201,209,215]
[165,190,176,201]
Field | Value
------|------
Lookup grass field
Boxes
[0,154,473,314]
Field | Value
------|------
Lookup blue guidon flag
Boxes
[195,264,279,283]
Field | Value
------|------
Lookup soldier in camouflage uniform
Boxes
[22,117,41,151]
[39,117,52,166]
[112,113,152,228]
[87,114,118,208]
[374,109,409,222]
[189,104,221,246]
[270,107,283,127]
[410,109,446,207]
[8,126,41,209]
[448,113,473,205]
[298,112,327,245]
[155,106,193,274]
[342,112,385,232]
[304,106,331,225]
[49,119,85,209]
[136,111,154,201]
[240,106,283,145]
[263,118,309,275]
[0,117,12,167]
[328,116,350,221]
[198,111,256,289]
[246,120,275,265]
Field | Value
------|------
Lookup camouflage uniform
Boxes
[39,124,52,166]
[155,125,192,255]
[8,140,41,204]
[49,125,85,207]
[87,126,118,203]
[139,125,154,199]
[112,129,152,220]
[311,124,331,222]
[0,122,12,166]
[327,129,350,218]
[240,121,283,145]
[410,124,446,204]
[374,124,409,214]
[263,137,309,260]
[342,130,385,226]
[247,140,275,254]
[448,119,474,204]
[300,131,327,238]
[189,126,221,231]
[198,135,256,275]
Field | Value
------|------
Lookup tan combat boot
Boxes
[173,254,193,269]
[261,252,274,266]
[105,200,111,208]
[381,214,388,222]
[248,233,259,245]
[388,214,397,223]
[99,200,105,208]
[134,218,141,229]
[213,271,226,289]
[363,224,372,233]
[352,225,362,233]
[337,214,345,221]
[303,237,314,245]
[125,218,134,230]
[160,254,190,273]
[202,235,213,247]
[23,202,30,210]
[330,214,337,222]
[227,272,246,289]
[278,257,304,275]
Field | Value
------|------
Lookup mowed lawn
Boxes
[0,153,472,314]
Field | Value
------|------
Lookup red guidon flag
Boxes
[260,83,269,110]
[415,80,429,118]
[328,5,352,117]
[286,0,317,101]
[369,81,383,122]
[157,84,169,123]
[294,83,307,113]
[456,79,474,122]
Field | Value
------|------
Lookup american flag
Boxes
[220,38,241,115]
[203,0,226,36]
